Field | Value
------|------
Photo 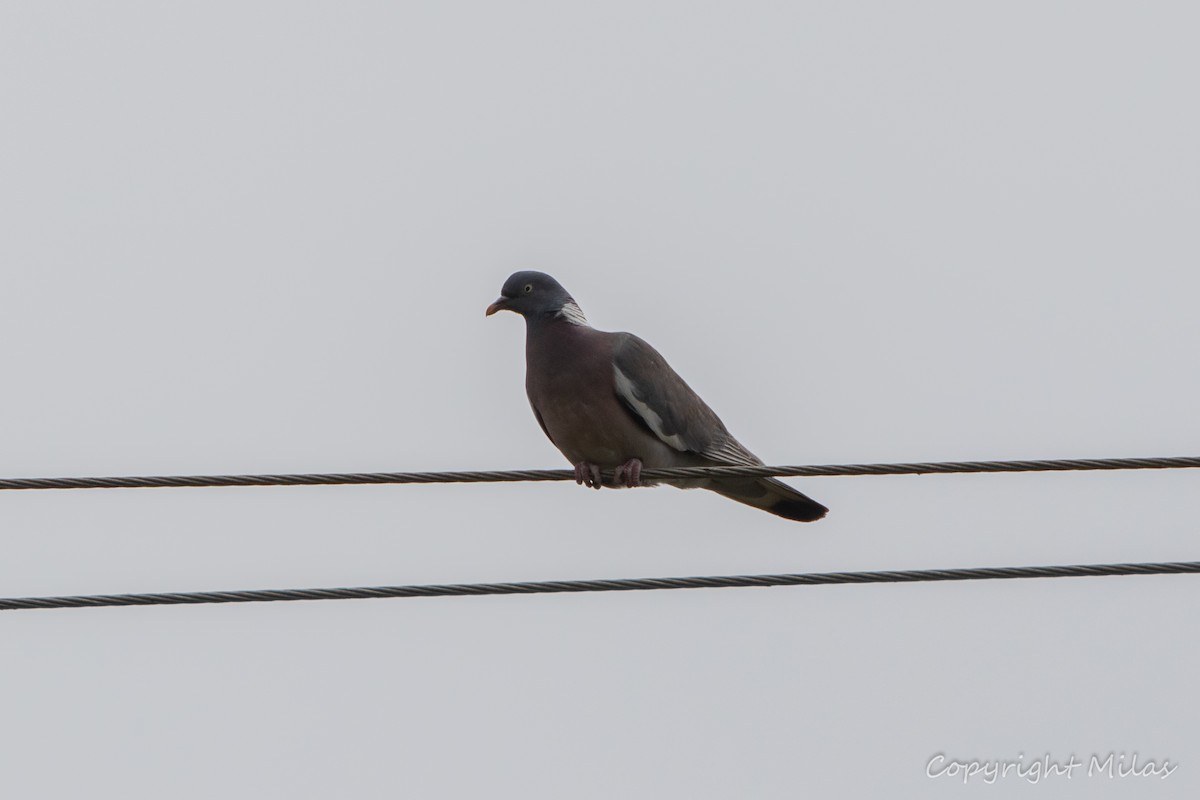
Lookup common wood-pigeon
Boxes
[487,271,828,522]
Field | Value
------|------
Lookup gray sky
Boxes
[2,2,1198,797]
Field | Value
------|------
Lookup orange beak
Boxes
[485,297,509,316]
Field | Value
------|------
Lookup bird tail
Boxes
[707,477,829,522]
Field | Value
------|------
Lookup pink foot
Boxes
[613,458,643,488]
[574,461,603,490]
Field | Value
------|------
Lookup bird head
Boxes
[486,271,577,321]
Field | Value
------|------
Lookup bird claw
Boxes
[614,458,642,488]
[574,461,603,490]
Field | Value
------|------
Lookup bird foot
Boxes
[614,458,643,488]
[574,461,603,490]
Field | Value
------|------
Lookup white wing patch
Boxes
[614,365,689,451]
[557,300,590,326]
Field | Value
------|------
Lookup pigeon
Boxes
[486,271,828,522]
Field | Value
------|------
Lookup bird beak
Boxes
[485,297,509,316]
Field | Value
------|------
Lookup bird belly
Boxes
[538,396,641,466]
[524,323,685,473]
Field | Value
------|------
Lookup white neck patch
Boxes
[557,300,590,326]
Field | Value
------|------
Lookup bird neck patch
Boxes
[557,300,590,327]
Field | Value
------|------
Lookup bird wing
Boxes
[611,333,761,466]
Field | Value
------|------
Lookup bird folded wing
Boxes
[611,334,761,466]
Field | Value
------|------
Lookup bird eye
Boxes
[523,284,533,294]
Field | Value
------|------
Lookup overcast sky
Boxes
[2,2,1198,797]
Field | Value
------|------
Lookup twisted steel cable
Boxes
[2,560,1198,612]
[1,455,1198,491]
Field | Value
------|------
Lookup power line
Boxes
[1,455,1198,492]
[2,560,1197,612]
